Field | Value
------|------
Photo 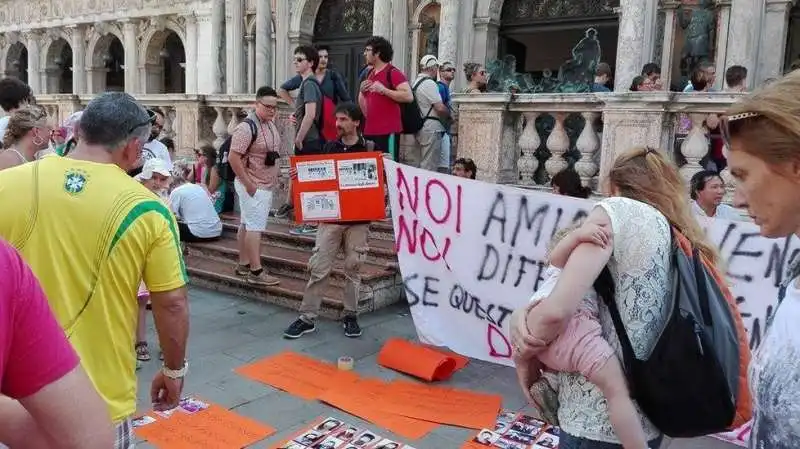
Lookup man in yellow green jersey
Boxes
[0,92,190,449]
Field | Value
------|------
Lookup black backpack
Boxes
[385,67,425,134]
[217,117,257,181]
[593,227,741,438]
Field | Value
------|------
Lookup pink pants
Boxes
[533,303,615,379]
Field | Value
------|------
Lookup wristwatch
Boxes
[161,361,189,379]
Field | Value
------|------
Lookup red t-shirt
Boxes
[364,64,407,136]
[0,239,79,399]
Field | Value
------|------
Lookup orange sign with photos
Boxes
[290,151,387,223]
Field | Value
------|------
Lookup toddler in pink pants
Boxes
[524,223,649,449]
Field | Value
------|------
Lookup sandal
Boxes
[136,342,151,362]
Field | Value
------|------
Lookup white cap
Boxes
[135,158,172,181]
[420,55,439,69]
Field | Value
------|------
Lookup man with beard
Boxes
[128,109,172,176]
[283,102,375,339]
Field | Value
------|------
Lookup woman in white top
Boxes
[169,161,222,242]
[510,147,723,448]
[689,169,744,221]
[722,70,800,449]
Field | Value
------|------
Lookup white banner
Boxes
[385,160,800,367]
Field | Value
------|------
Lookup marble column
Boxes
[613,0,649,92]
[409,24,422,79]
[225,0,245,93]
[473,17,500,66]
[255,0,272,88]
[210,0,225,93]
[120,19,140,93]
[246,34,255,92]
[24,31,42,94]
[183,13,199,93]
[373,0,392,39]
[659,1,680,89]
[438,0,459,65]
[726,0,763,87]
[274,0,290,82]
[714,0,732,91]
[68,25,87,94]
[759,0,793,83]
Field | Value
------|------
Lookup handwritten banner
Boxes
[385,160,800,367]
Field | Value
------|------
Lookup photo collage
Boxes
[465,411,560,449]
[274,417,418,449]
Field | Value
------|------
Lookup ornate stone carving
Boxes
[313,0,374,36]
[150,16,168,32]
[93,21,110,36]
[500,0,618,24]
[6,31,20,45]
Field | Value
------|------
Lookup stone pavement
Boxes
[133,287,740,449]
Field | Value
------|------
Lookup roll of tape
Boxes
[337,356,354,371]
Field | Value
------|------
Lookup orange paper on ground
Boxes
[134,404,275,449]
[377,338,469,381]
[318,378,439,439]
[235,351,360,400]
[422,344,470,371]
[377,380,502,430]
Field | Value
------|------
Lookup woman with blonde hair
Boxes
[721,70,800,448]
[510,147,726,448]
[0,104,51,170]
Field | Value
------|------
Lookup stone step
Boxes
[219,219,398,268]
[221,212,397,241]
[186,236,399,289]
[185,254,402,319]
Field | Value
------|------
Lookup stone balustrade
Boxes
[36,92,746,202]
[452,91,747,200]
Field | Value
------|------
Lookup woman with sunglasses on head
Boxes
[721,71,800,449]
[0,105,52,171]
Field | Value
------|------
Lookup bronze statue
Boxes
[679,0,715,75]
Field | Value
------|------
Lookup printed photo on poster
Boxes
[374,439,402,449]
[178,396,209,414]
[337,159,379,190]
[465,410,557,449]
[131,416,156,428]
[472,429,501,445]
[300,191,341,220]
[297,159,336,183]
[294,431,324,446]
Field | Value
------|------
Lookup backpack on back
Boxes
[385,67,426,135]
[217,117,257,181]
[300,77,332,143]
[594,227,752,438]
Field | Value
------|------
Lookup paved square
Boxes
[133,287,739,449]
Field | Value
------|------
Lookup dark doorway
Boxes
[312,0,374,97]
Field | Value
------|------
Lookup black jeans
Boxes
[177,222,220,243]
[559,432,663,449]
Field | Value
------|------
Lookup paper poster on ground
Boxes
[273,416,416,449]
[463,410,561,449]
[338,159,379,190]
[300,191,341,220]
[297,159,337,182]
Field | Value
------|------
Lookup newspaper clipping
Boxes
[337,159,379,190]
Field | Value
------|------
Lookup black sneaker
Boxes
[274,204,293,219]
[283,318,316,339]
[343,315,362,338]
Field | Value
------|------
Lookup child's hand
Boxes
[573,223,611,249]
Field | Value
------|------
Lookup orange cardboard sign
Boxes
[290,151,386,223]
[377,338,469,382]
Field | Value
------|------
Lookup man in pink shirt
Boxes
[0,239,112,448]
[358,35,413,161]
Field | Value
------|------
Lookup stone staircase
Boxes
[184,214,403,318]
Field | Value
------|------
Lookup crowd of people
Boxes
[0,32,797,449]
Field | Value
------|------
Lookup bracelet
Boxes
[161,360,189,379]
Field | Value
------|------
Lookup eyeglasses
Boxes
[127,109,157,134]
[258,102,278,110]
[294,57,307,63]
[720,112,760,147]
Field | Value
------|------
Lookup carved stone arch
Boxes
[40,29,72,69]
[290,0,324,37]
[411,0,439,24]
[4,40,28,81]
[479,0,502,23]
[86,26,124,68]
[139,18,186,65]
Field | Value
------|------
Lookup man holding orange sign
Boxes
[284,102,380,339]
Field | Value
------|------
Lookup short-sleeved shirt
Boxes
[691,201,745,223]
[413,75,445,133]
[364,65,406,136]
[0,239,79,399]
[169,183,223,238]
[0,156,187,422]
[295,78,323,147]
[556,196,671,443]
[281,70,351,104]
[230,117,281,188]
[748,277,800,449]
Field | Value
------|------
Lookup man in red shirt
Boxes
[358,36,413,161]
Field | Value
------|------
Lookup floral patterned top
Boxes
[556,197,671,443]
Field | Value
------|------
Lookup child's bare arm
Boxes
[549,222,612,268]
